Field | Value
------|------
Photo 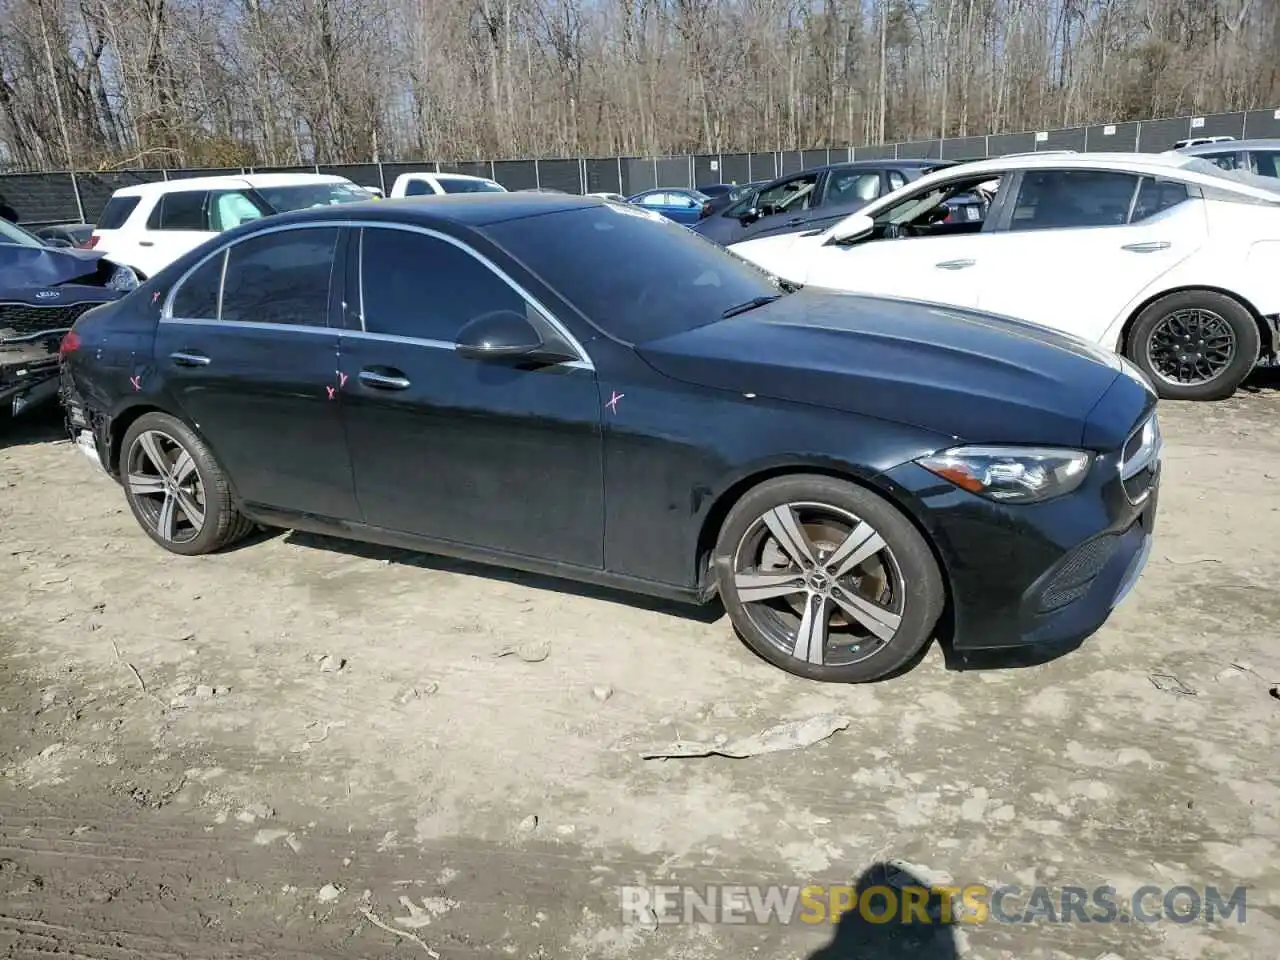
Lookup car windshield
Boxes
[0,217,46,247]
[483,203,789,343]
[252,182,370,212]
[1176,157,1280,195]
[439,178,505,194]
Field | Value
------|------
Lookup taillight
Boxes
[59,331,81,358]
[79,235,99,249]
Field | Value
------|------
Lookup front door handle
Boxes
[935,258,976,270]
[359,368,411,390]
[169,351,210,366]
[1121,241,1171,253]
[138,240,155,247]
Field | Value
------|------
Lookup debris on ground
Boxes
[640,715,851,759]
[318,655,346,672]
[591,685,613,702]
[1148,674,1198,697]
[236,802,275,823]
[517,814,539,833]
[359,905,441,957]
[495,640,550,663]
[317,882,344,902]
[1163,555,1222,565]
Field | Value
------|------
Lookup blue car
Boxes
[626,188,713,225]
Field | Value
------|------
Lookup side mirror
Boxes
[826,212,875,244]
[454,310,576,364]
[740,208,760,225]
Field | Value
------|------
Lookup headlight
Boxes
[105,263,139,292]
[916,446,1093,504]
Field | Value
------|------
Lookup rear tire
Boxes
[714,475,945,683]
[120,412,254,555]
[1125,291,1259,401]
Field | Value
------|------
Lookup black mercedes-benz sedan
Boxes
[58,193,1161,683]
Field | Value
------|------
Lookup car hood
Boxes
[0,245,111,288]
[635,289,1132,449]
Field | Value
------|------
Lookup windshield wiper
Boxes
[721,295,780,319]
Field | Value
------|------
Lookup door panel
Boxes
[155,225,359,519]
[804,234,986,308]
[338,225,604,568]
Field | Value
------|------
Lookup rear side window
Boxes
[147,190,209,231]
[404,179,435,197]
[1008,170,1138,231]
[1250,151,1280,179]
[359,227,527,341]
[97,196,141,230]
[1199,151,1242,171]
[825,171,881,204]
[171,251,225,319]
[220,227,339,326]
[438,178,504,194]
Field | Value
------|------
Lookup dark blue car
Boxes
[59,193,1159,683]
[626,188,713,225]
[1,217,137,419]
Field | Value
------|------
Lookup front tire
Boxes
[714,475,945,683]
[1125,291,1259,401]
[120,412,254,555]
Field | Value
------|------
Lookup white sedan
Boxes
[729,152,1280,401]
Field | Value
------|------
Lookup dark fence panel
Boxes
[655,157,688,188]
[987,132,1036,155]
[1041,126,1086,151]
[693,155,718,186]
[72,170,167,223]
[620,158,655,195]
[320,163,384,190]
[1085,122,1139,152]
[721,153,751,185]
[496,159,540,192]
[1136,118,1189,151]
[167,167,244,180]
[940,136,987,160]
[897,139,941,159]
[851,144,896,161]
[780,151,804,175]
[440,161,493,179]
[1193,112,1246,139]
[0,172,81,223]
[249,165,317,174]
[802,149,829,169]
[1244,109,1280,138]
[537,159,581,193]
[748,153,777,181]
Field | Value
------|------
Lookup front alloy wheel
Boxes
[715,476,944,682]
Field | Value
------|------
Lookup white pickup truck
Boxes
[389,172,507,197]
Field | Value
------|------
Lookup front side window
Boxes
[755,174,819,215]
[825,171,882,205]
[887,170,908,191]
[637,192,671,207]
[149,190,209,231]
[404,179,436,197]
[1250,151,1280,179]
[360,227,528,342]
[1198,151,1241,171]
[483,203,786,344]
[209,191,268,231]
[1007,170,1138,232]
[220,227,339,326]
[438,178,505,194]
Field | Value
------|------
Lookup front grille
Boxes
[1036,533,1122,613]
[1120,414,1161,504]
[0,301,101,338]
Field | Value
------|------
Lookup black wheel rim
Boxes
[126,429,206,544]
[1144,308,1236,387]
[731,502,906,668]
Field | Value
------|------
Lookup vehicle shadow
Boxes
[805,861,959,960]
[0,406,67,450]
[281,529,727,624]
[1241,365,1280,394]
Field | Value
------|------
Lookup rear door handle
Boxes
[935,258,976,270]
[359,369,411,390]
[138,240,155,247]
[169,352,210,366]
[1121,241,1171,253]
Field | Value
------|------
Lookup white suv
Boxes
[86,173,368,277]
[388,172,506,197]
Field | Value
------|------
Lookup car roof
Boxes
[1177,138,1280,153]
[399,171,495,181]
[266,191,605,229]
[110,172,353,198]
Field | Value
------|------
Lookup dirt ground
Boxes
[2,379,1279,960]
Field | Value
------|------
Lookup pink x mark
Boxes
[326,385,335,400]
[605,391,625,414]
[129,375,141,392]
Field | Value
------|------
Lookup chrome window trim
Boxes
[160,218,594,372]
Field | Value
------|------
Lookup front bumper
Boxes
[882,429,1160,651]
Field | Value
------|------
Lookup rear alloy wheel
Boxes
[715,475,944,682]
[120,412,255,555]
[1126,290,1259,401]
